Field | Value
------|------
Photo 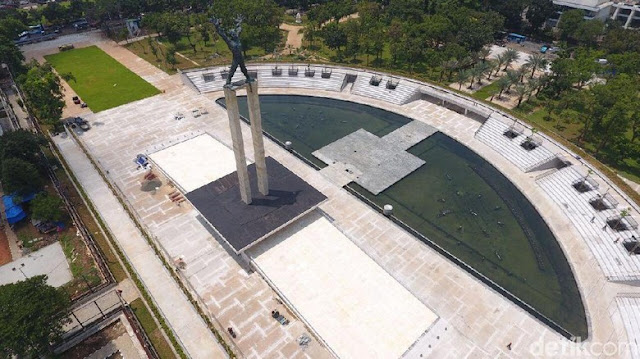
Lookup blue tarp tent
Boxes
[2,193,36,225]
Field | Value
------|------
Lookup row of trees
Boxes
[303,1,505,73]
[140,0,283,58]
[525,13,640,168]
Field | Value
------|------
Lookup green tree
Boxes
[211,0,283,54]
[487,0,528,30]
[148,37,159,60]
[608,52,640,75]
[594,101,633,155]
[31,193,65,222]
[18,61,65,124]
[455,69,471,90]
[303,20,320,48]
[492,76,510,100]
[452,8,503,53]
[514,83,530,107]
[0,38,26,74]
[602,28,640,54]
[165,45,177,69]
[321,22,347,59]
[343,20,361,61]
[574,20,604,47]
[40,2,69,27]
[1,158,43,195]
[525,54,548,79]
[558,9,584,42]
[502,48,520,71]
[0,129,45,168]
[525,0,556,33]
[0,17,26,39]
[0,276,71,357]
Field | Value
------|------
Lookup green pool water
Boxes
[222,95,587,339]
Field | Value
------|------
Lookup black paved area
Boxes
[186,157,327,253]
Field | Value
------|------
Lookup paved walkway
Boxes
[52,132,227,359]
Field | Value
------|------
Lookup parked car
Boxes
[72,96,81,104]
[66,117,90,131]
[540,45,549,53]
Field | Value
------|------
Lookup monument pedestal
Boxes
[223,80,269,204]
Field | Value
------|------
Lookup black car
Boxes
[67,117,90,131]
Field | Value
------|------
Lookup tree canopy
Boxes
[0,276,71,358]
[31,193,65,222]
[18,61,65,125]
[1,157,43,196]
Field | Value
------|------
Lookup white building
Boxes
[551,0,640,28]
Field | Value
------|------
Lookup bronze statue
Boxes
[212,16,252,85]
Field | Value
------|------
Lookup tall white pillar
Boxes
[223,86,252,204]
[247,81,269,196]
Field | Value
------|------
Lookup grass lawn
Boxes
[45,46,160,112]
[130,299,176,359]
[520,105,640,183]
[471,78,502,101]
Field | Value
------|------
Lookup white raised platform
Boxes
[249,212,438,359]
[475,115,557,172]
[148,133,245,193]
[537,167,640,281]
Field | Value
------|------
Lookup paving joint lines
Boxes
[48,134,181,359]
[66,129,236,358]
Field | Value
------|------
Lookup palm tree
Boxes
[493,77,510,100]
[514,84,530,107]
[502,48,520,72]
[505,69,520,92]
[486,61,498,81]
[456,70,471,90]
[494,54,506,76]
[527,77,539,100]
[303,21,319,49]
[518,65,530,83]
[468,65,484,89]
[441,58,459,82]
[477,47,491,63]
[534,74,549,95]
[489,77,509,101]
[475,62,490,86]
[525,54,548,79]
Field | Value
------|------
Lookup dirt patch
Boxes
[280,23,304,49]
[0,228,11,265]
[61,320,126,359]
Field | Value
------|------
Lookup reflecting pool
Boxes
[221,95,587,339]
